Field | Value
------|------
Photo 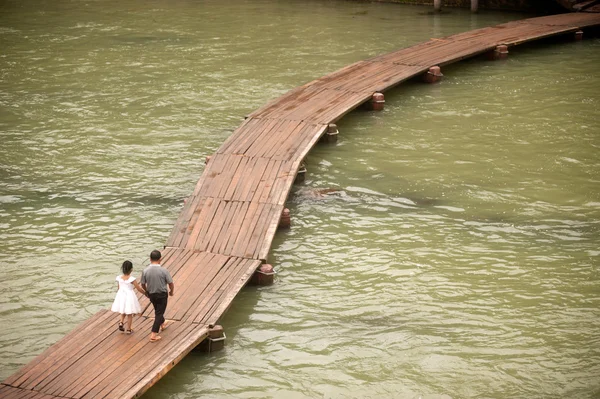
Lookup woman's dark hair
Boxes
[122,260,133,275]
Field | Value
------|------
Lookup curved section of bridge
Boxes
[3,11,600,399]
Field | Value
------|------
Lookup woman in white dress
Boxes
[111,260,147,334]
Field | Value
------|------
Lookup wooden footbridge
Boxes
[3,11,600,399]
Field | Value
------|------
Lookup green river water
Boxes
[1,0,599,398]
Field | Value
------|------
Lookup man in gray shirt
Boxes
[141,249,174,342]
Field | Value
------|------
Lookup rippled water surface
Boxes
[1,0,599,398]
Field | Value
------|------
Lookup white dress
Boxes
[111,276,142,315]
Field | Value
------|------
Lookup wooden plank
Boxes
[165,247,197,278]
[227,159,259,202]
[256,159,284,204]
[21,317,118,393]
[184,257,245,323]
[247,120,298,158]
[222,201,249,255]
[223,156,252,200]
[200,200,230,252]
[0,384,28,399]
[180,198,214,250]
[215,117,256,155]
[196,153,229,198]
[140,248,199,317]
[261,120,306,159]
[185,197,218,251]
[237,157,270,202]
[276,122,315,161]
[228,200,261,258]
[267,161,293,205]
[215,201,243,255]
[228,119,283,156]
[242,119,290,158]
[177,197,209,247]
[208,200,240,254]
[168,253,228,321]
[83,322,208,399]
[155,252,211,320]
[255,87,324,120]
[115,324,208,399]
[165,193,208,248]
[241,158,270,201]
[49,318,156,398]
[180,257,238,323]
[285,123,327,164]
[247,84,311,120]
[201,259,262,325]
[196,199,227,252]
[245,203,277,259]
[0,385,61,399]
[275,87,328,121]
[258,205,285,261]
[312,90,370,125]
[231,203,267,258]
[68,319,160,399]
[275,161,300,207]
[228,157,261,202]
[45,320,151,395]
[3,310,111,388]
[215,155,245,198]
[221,118,272,156]
[7,310,114,390]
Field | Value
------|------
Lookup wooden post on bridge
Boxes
[279,208,291,229]
[423,66,443,83]
[295,162,307,183]
[250,264,275,285]
[321,123,339,143]
[434,0,442,12]
[370,92,385,111]
[197,325,226,353]
[488,45,509,60]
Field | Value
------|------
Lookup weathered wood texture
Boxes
[3,310,209,399]
[139,248,261,325]
[3,12,600,399]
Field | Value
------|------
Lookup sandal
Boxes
[149,336,162,342]
[160,321,173,332]
[118,322,124,332]
[126,329,134,335]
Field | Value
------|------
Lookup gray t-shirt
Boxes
[140,264,173,294]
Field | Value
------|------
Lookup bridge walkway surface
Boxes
[2,11,600,399]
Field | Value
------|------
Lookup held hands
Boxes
[169,291,174,296]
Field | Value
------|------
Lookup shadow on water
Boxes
[289,182,527,228]
[291,184,444,209]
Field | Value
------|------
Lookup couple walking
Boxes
[110,249,175,342]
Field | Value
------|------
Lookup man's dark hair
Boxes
[150,250,162,261]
